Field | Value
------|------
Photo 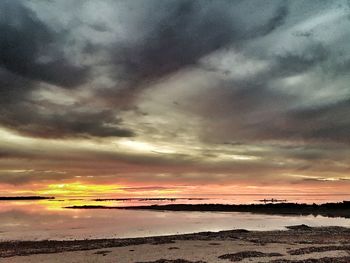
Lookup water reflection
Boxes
[0,197,349,241]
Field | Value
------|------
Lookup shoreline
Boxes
[66,201,350,219]
[1,225,350,262]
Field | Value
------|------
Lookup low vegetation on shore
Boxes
[66,201,350,218]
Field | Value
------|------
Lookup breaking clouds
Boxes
[1,0,350,191]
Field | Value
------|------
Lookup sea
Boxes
[0,194,349,241]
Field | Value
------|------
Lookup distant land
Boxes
[66,201,350,218]
[92,198,205,201]
[0,196,54,200]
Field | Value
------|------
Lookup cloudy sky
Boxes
[1,0,350,197]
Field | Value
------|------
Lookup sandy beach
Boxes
[1,225,349,263]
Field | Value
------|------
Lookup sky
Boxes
[0,0,350,198]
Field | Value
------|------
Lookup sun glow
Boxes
[117,139,176,154]
[37,182,123,197]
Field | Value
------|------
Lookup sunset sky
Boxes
[0,0,350,198]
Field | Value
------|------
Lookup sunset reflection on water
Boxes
[0,195,349,241]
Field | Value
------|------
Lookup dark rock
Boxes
[288,245,350,255]
[135,259,206,263]
[93,250,112,256]
[286,225,313,231]
[269,256,350,263]
[218,251,283,261]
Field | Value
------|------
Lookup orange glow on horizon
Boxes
[36,182,124,197]
[1,179,350,201]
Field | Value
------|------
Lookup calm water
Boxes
[0,195,349,241]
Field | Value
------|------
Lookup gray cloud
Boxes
[0,170,71,185]
[0,0,350,189]
[113,0,233,84]
[0,0,88,89]
[0,104,134,139]
[186,18,350,144]
[0,0,292,139]
[0,0,132,138]
[110,0,288,85]
[286,98,350,143]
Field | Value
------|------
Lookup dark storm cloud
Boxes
[0,69,133,138]
[192,34,350,144]
[111,0,288,87]
[273,43,329,77]
[0,0,87,90]
[285,98,350,143]
[255,4,288,37]
[0,0,291,139]
[1,0,350,190]
[0,68,30,102]
[1,0,349,146]
[113,0,233,84]
[208,95,350,145]
[253,43,350,144]
[0,0,133,138]
[0,104,134,139]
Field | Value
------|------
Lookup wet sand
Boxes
[1,225,349,262]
